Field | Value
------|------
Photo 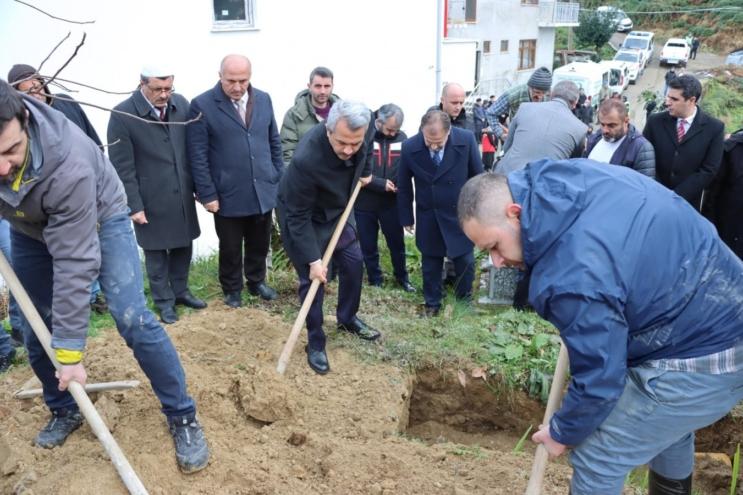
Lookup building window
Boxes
[500,40,509,52]
[521,0,539,4]
[213,0,255,30]
[518,39,536,70]
[465,0,477,22]
[483,40,491,54]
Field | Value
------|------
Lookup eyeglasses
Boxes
[145,85,175,95]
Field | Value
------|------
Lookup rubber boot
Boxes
[648,470,692,495]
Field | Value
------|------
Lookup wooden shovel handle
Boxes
[0,250,149,495]
[525,340,570,495]
[276,180,364,374]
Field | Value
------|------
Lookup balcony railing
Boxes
[538,1,580,27]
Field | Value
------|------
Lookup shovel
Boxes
[276,180,363,374]
[525,340,570,495]
[0,251,148,494]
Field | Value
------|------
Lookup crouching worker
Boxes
[458,159,743,495]
[0,80,209,473]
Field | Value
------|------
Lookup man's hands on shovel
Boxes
[532,424,567,457]
[56,363,88,391]
[309,260,328,284]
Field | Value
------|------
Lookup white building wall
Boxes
[447,0,556,92]
[0,0,438,258]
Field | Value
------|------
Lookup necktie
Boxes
[235,100,246,123]
[432,151,441,167]
[158,107,166,121]
[677,119,686,143]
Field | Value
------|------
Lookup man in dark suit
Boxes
[643,74,724,211]
[397,110,483,317]
[187,55,283,308]
[108,65,205,324]
[277,100,379,375]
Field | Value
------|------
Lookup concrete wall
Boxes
[0,0,438,258]
[447,0,557,93]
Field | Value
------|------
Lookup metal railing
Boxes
[538,1,580,26]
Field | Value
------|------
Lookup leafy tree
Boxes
[574,10,617,53]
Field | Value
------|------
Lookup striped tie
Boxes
[677,119,686,143]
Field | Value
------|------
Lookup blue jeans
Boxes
[12,214,195,417]
[569,364,743,494]
[0,220,22,357]
[354,207,409,285]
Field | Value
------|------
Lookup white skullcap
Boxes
[140,64,174,78]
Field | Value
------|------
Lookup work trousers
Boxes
[12,214,195,417]
[214,211,271,293]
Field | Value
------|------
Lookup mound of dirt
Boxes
[0,303,575,494]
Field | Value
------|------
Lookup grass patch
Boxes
[701,77,743,133]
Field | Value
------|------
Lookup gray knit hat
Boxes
[527,67,552,91]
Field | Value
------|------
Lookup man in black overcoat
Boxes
[108,65,205,324]
[277,100,380,375]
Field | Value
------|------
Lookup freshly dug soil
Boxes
[1,303,739,494]
[0,304,574,494]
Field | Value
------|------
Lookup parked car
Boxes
[613,49,643,83]
[725,48,743,66]
[597,6,633,32]
[599,60,630,94]
[553,61,610,115]
[660,38,691,67]
[622,31,655,67]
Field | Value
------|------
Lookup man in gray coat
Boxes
[108,66,205,324]
[0,79,208,472]
[496,80,588,174]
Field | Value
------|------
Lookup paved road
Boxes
[610,33,726,130]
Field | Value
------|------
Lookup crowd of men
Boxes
[1,53,742,494]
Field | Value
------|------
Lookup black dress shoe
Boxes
[419,305,440,318]
[160,306,179,324]
[305,345,330,375]
[398,280,416,293]
[224,291,242,308]
[175,292,207,309]
[337,316,381,341]
[248,282,277,301]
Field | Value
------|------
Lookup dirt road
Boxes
[611,32,726,130]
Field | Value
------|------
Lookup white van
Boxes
[598,60,630,95]
[552,61,610,113]
[622,31,654,67]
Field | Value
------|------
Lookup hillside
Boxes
[581,0,743,53]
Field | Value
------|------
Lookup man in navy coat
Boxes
[397,110,483,316]
[187,55,283,308]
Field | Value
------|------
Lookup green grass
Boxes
[701,77,743,133]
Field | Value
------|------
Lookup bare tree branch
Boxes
[37,31,71,73]
[44,33,87,90]
[99,139,121,149]
[39,75,132,95]
[46,93,203,126]
[14,0,95,24]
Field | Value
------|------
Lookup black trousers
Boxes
[214,211,271,294]
[143,245,193,311]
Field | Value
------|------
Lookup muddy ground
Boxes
[0,302,740,494]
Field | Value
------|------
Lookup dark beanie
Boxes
[527,67,552,91]
[7,64,41,86]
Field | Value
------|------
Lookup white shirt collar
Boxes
[678,106,697,127]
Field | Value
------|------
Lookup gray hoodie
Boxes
[0,95,128,351]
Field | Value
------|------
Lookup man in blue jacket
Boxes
[458,160,743,495]
[187,55,283,308]
[398,110,483,316]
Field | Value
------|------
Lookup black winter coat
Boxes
[355,124,407,211]
[107,91,200,250]
[703,129,743,260]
